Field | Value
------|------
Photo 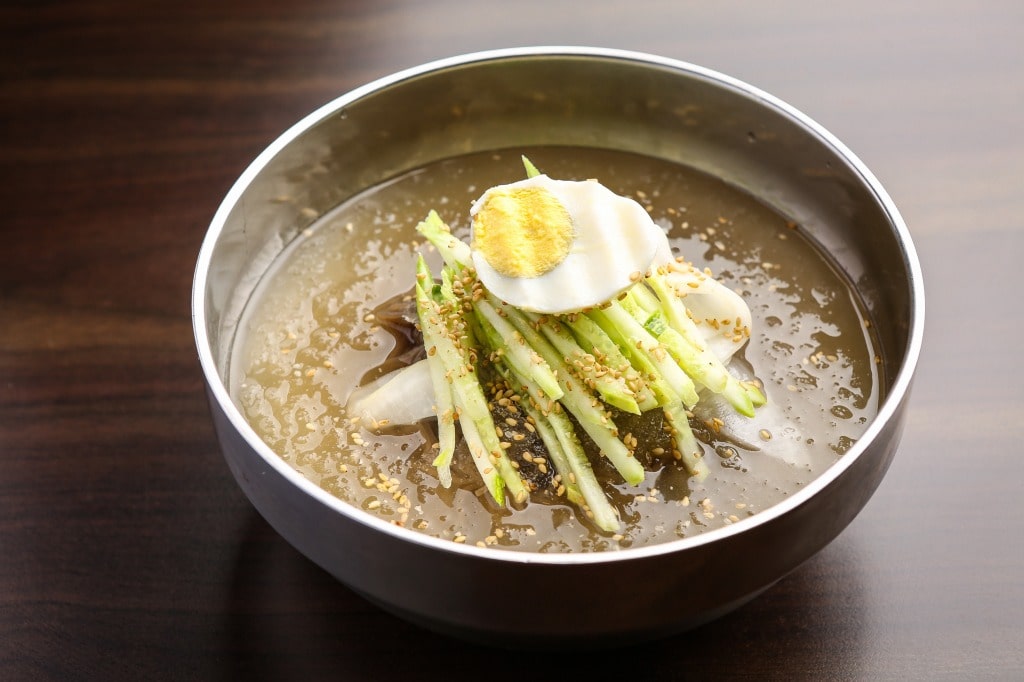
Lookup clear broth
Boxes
[232,148,881,553]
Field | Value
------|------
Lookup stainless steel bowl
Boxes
[193,47,924,646]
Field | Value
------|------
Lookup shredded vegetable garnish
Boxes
[347,159,766,533]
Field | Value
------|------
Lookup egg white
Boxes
[469,175,663,314]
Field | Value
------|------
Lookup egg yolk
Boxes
[471,186,574,278]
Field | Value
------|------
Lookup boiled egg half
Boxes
[469,175,663,313]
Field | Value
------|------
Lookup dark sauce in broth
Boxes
[232,148,881,552]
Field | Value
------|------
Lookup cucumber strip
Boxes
[521,155,542,178]
[588,302,700,408]
[415,270,528,505]
[563,313,659,412]
[416,210,472,270]
[527,413,585,507]
[474,299,563,401]
[420,325,457,488]
[457,414,506,506]
[526,312,641,415]
[545,411,622,532]
[647,272,756,417]
[488,347,621,533]
[644,311,729,394]
[663,402,710,481]
[489,295,646,485]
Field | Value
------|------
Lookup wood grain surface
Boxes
[2,1,1022,679]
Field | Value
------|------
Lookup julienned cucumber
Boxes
[406,210,764,532]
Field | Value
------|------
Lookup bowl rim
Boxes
[192,45,925,566]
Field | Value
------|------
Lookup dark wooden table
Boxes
[3,1,1022,679]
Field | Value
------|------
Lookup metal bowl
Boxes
[192,47,924,646]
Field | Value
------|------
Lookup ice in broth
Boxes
[232,148,881,552]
